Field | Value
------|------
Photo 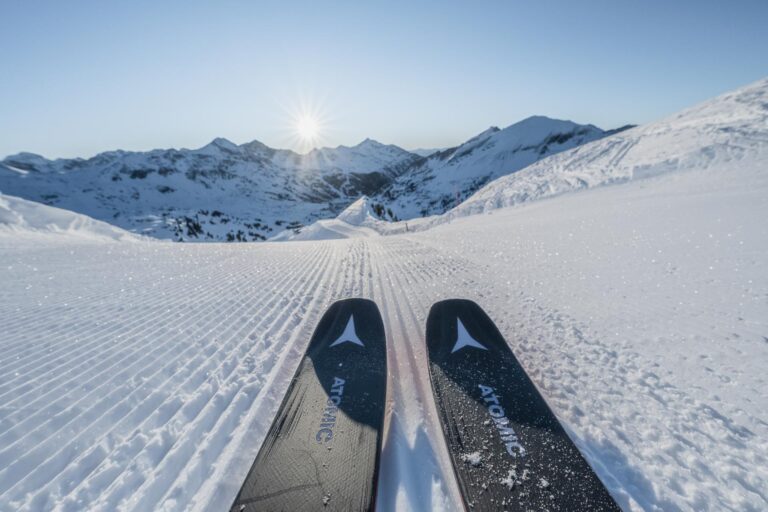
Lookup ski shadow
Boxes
[577,433,683,512]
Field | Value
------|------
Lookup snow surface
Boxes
[1,155,766,511]
[408,147,446,158]
[0,193,143,242]
[1,79,767,511]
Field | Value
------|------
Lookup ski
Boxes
[231,298,387,512]
[426,299,619,511]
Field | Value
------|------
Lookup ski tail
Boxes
[426,298,620,511]
[231,298,387,512]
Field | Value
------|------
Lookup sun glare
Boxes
[283,94,332,153]
[296,115,319,141]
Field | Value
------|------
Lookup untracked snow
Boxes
[1,78,767,511]
[0,193,143,242]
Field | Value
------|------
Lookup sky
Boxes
[1,0,767,159]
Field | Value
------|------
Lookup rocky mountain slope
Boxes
[373,116,625,218]
[0,138,420,242]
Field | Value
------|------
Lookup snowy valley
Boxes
[0,77,766,512]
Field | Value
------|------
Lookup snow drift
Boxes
[0,192,143,241]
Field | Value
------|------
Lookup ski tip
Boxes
[426,298,506,359]
[309,297,386,356]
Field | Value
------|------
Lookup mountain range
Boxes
[373,117,633,218]
[280,77,767,241]
[0,117,631,242]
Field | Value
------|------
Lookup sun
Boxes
[282,93,332,153]
[296,115,319,141]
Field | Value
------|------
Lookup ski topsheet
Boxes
[231,299,387,512]
[426,299,619,511]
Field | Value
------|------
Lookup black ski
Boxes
[231,298,387,512]
[426,299,619,511]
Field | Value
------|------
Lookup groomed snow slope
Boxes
[0,149,766,511]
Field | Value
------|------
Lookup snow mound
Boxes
[271,219,379,241]
[439,77,768,222]
[335,196,383,225]
[0,192,143,241]
[272,197,385,241]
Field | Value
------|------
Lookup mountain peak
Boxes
[494,116,603,147]
[355,138,385,148]
[202,137,239,152]
[506,115,579,131]
[240,139,272,153]
[2,152,48,164]
[517,114,555,123]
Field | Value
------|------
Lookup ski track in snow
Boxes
[1,166,767,511]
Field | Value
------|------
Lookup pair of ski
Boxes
[231,299,619,511]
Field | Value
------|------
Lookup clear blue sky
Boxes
[1,0,766,159]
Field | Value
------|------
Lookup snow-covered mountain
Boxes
[436,77,768,222]
[0,116,618,242]
[278,77,768,242]
[408,147,447,157]
[374,116,620,218]
[0,138,420,242]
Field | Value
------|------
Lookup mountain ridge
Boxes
[0,116,621,242]
[373,115,615,217]
[275,77,768,242]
